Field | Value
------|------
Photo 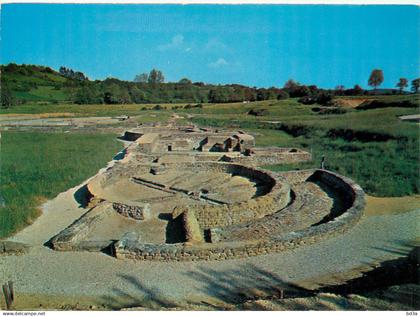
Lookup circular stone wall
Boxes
[87,162,287,210]
[113,169,365,261]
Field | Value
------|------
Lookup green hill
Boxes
[1,63,289,106]
[1,64,72,103]
[1,63,419,108]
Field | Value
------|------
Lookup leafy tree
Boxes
[208,88,229,103]
[1,84,15,108]
[74,84,101,104]
[295,85,311,97]
[134,73,149,83]
[4,63,19,73]
[368,69,384,90]
[283,79,299,90]
[148,69,165,84]
[396,78,408,94]
[345,84,364,96]
[335,85,345,95]
[411,78,420,93]
[178,78,192,85]
[208,89,217,103]
[44,66,54,73]
[243,88,257,101]
[316,91,333,105]
[256,88,278,101]
[103,83,131,104]
[283,80,313,98]
[277,90,289,100]
[128,85,146,103]
[59,66,88,81]
[74,71,88,81]
[353,84,364,95]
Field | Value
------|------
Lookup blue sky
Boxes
[1,4,418,88]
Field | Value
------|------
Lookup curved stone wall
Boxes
[114,169,365,261]
[87,161,290,228]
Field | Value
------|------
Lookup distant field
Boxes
[0,131,123,238]
[188,98,419,197]
[187,98,419,138]
[0,103,191,116]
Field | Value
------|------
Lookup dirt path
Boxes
[333,98,370,108]
[0,113,76,120]
[0,116,124,127]
[1,184,419,309]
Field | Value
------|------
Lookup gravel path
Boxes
[1,180,419,308]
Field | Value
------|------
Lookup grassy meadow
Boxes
[0,103,185,117]
[0,131,123,238]
[186,98,419,197]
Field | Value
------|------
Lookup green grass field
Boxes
[188,98,419,197]
[0,131,123,238]
[0,103,188,116]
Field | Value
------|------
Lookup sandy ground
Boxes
[1,175,419,310]
[0,116,125,127]
[236,284,419,311]
[0,113,76,120]
[365,195,420,216]
[333,98,370,108]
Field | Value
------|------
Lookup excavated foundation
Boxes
[50,125,364,261]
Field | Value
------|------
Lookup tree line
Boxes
[1,64,419,108]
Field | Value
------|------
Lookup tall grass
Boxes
[0,131,123,238]
[192,117,419,197]
[0,103,188,116]
[264,136,419,197]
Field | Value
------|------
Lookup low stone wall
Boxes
[51,202,114,251]
[135,133,159,154]
[192,188,290,229]
[88,161,290,230]
[112,202,151,220]
[232,148,312,166]
[168,162,290,229]
[310,170,354,210]
[277,170,315,185]
[114,169,365,261]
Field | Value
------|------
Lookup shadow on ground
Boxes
[94,239,419,311]
[73,184,91,208]
[316,241,419,310]
[96,263,314,310]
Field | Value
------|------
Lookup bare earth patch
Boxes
[0,113,76,120]
[333,98,370,108]
[365,195,420,216]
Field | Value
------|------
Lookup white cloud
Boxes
[205,38,229,51]
[209,58,228,68]
[157,34,185,51]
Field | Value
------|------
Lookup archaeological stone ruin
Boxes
[51,124,365,261]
